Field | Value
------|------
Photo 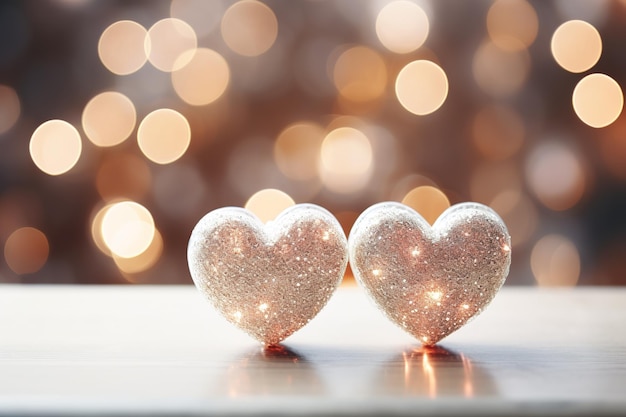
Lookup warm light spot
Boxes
[411,248,420,257]
[82,91,136,147]
[375,0,429,54]
[171,48,229,106]
[503,244,511,252]
[372,269,381,277]
[421,336,429,343]
[551,20,602,73]
[101,201,155,258]
[319,127,373,193]
[0,85,20,134]
[274,122,325,181]
[322,231,330,241]
[487,0,538,51]
[333,46,387,103]
[531,235,580,287]
[221,0,278,57]
[91,202,116,256]
[471,104,524,160]
[170,0,225,38]
[526,142,586,211]
[245,189,295,223]
[137,108,191,164]
[4,227,49,275]
[573,73,623,128]
[98,20,148,75]
[146,18,197,72]
[473,40,530,97]
[462,304,470,310]
[29,120,82,176]
[428,291,442,301]
[233,311,242,322]
[96,152,151,201]
[395,60,448,116]
[259,303,268,312]
[402,186,450,225]
[113,228,163,274]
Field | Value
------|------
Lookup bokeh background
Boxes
[0,0,625,286]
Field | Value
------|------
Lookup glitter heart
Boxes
[349,202,511,346]
[188,204,348,346]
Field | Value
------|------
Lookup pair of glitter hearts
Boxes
[187,202,511,346]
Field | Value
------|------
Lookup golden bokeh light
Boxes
[487,0,538,51]
[320,127,373,194]
[113,228,163,274]
[98,20,148,75]
[0,85,20,134]
[472,104,524,160]
[4,227,49,275]
[101,201,155,259]
[572,73,623,128]
[526,142,585,211]
[96,152,152,201]
[551,20,602,73]
[395,60,448,116]
[221,0,278,57]
[137,108,191,164]
[146,18,197,72]
[171,48,230,106]
[402,186,450,225]
[245,189,296,223]
[531,235,580,287]
[81,91,136,147]
[473,40,530,97]
[375,0,429,54]
[29,120,82,176]
[274,121,325,181]
[91,202,116,256]
[333,46,387,103]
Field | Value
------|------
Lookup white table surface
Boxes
[0,285,625,416]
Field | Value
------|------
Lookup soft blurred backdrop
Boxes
[0,0,625,286]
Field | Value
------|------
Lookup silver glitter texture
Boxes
[188,204,348,346]
[349,202,511,346]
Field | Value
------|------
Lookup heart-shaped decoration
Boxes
[188,204,348,345]
[349,202,511,346]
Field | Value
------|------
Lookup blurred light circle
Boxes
[96,152,152,201]
[274,121,325,181]
[113,228,163,274]
[487,0,538,51]
[375,0,429,54]
[320,127,373,193]
[551,20,602,73]
[526,142,585,211]
[473,40,530,97]
[137,109,191,164]
[0,85,20,134]
[82,91,136,147]
[101,201,155,258]
[245,189,295,223]
[402,186,450,225]
[471,104,524,160]
[221,0,278,57]
[98,20,148,75]
[333,46,387,103]
[29,120,82,176]
[4,227,49,275]
[572,73,623,128]
[171,48,229,106]
[531,234,580,287]
[395,60,448,116]
[146,18,197,72]
[91,202,116,256]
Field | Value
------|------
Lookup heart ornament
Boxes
[349,202,511,346]
[188,204,348,345]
